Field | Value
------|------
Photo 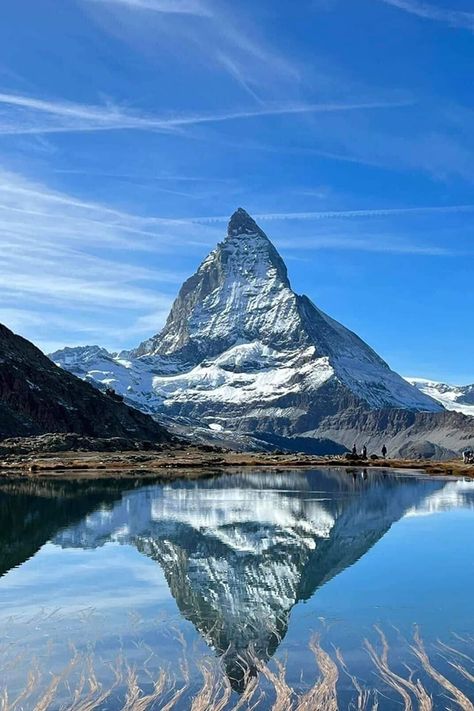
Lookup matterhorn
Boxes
[52,209,474,457]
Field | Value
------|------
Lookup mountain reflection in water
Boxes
[0,469,472,691]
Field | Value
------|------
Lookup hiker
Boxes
[352,443,357,456]
[382,444,387,459]
[361,444,367,459]
[463,449,474,464]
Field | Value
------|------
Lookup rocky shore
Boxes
[0,435,472,479]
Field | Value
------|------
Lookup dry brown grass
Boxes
[2,444,474,480]
[0,628,472,710]
[411,628,474,711]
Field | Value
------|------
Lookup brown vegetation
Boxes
[0,444,472,480]
[1,629,472,710]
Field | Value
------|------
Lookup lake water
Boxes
[0,468,473,709]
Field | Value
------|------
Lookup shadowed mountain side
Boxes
[51,470,446,690]
[309,407,474,459]
[0,324,171,442]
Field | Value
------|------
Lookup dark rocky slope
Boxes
[0,324,171,443]
[308,406,474,459]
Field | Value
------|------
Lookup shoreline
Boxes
[0,446,473,480]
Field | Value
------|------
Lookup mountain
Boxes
[405,378,474,418]
[0,323,171,443]
[51,208,474,458]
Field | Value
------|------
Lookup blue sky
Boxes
[0,0,473,383]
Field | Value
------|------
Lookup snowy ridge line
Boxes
[405,377,474,417]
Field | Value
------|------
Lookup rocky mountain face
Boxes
[0,323,171,443]
[51,209,474,457]
[406,378,474,418]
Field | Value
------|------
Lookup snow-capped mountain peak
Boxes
[50,209,455,454]
[133,208,295,362]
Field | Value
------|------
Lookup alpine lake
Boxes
[0,467,473,710]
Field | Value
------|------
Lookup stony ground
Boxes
[0,442,472,479]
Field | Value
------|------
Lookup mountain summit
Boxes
[227,206,269,237]
[134,207,292,361]
[51,209,474,456]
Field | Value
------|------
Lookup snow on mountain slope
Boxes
[51,208,447,452]
[406,378,474,417]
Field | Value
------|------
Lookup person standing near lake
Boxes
[382,444,387,459]
[362,445,367,459]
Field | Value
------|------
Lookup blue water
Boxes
[0,468,473,708]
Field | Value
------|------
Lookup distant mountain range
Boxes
[0,323,171,443]
[405,378,474,418]
[50,208,474,458]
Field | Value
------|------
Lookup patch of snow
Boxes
[208,423,224,431]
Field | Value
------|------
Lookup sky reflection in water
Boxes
[0,468,473,707]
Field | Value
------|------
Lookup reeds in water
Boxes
[0,627,473,710]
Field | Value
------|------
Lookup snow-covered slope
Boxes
[51,208,447,453]
[406,378,474,417]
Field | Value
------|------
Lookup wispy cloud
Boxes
[83,0,302,94]
[214,52,265,104]
[0,168,223,258]
[53,169,233,183]
[193,203,474,224]
[86,0,211,16]
[168,102,474,183]
[0,91,407,136]
[0,167,211,350]
[275,235,459,256]
[379,0,474,31]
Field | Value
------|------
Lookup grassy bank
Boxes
[0,445,473,479]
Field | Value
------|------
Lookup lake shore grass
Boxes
[0,444,473,480]
[1,626,473,710]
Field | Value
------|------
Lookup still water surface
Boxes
[0,468,473,709]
